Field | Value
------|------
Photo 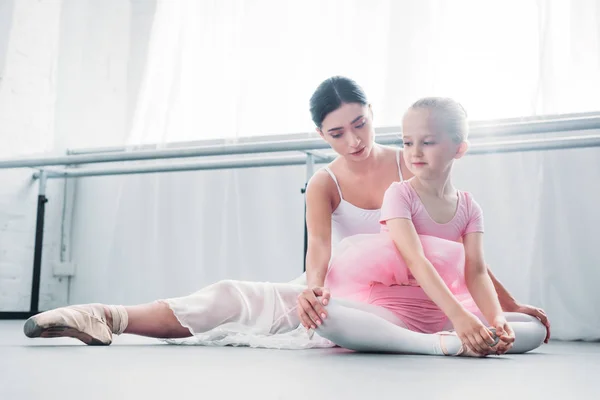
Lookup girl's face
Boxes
[318,103,375,161]
[401,108,465,180]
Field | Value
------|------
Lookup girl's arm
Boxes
[463,232,504,323]
[387,217,498,354]
[387,218,467,320]
[463,232,515,345]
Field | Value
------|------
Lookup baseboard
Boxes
[0,312,36,320]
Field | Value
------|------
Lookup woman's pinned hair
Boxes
[310,76,368,128]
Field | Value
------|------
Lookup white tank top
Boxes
[287,148,404,286]
[324,148,404,247]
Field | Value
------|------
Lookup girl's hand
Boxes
[491,315,515,355]
[451,311,498,355]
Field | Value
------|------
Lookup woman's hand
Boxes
[451,311,498,355]
[490,315,515,354]
[506,302,551,343]
[297,287,331,330]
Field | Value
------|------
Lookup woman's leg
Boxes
[23,300,188,345]
[24,279,305,345]
[315,298,485,356]
[123,301,191,338]
[442,311,546,354]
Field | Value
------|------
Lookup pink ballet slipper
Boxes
[438,328,500,357]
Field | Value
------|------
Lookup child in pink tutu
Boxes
[322,97,523,356]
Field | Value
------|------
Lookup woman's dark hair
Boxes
[309,76,368,128]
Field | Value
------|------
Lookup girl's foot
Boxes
[438,328,500,357]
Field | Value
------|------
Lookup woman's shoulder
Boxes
[307,167,335,190]
[377,144,411,180]
[305,167,339,205]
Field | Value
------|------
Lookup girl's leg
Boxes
[315,298,485,356]
[503,313,546,353]
[442,311,546,354]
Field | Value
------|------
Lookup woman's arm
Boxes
[487,267,551,342]
[304,172,334,288]
[487,267,518,310]
[296,171,334,329]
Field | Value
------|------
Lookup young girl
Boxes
[319,97,545,356]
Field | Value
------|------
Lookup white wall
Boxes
[68,164,308,305]
[54,0,133,151]
[0,0,15,72]
[0,0,66,311]
[0,0,156,311]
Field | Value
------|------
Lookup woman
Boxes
[23,76,550,351]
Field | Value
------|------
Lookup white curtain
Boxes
[129,0,600,144]
[67,0,600,340]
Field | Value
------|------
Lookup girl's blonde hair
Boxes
[409,97,469,144]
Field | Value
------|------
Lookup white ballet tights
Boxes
[316,298,546,356]
[159,279,546,355]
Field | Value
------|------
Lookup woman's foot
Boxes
[23,304,120,345]
[438,328,500,357]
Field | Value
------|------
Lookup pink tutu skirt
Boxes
[324,233,479,333]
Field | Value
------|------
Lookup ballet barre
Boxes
[0,112,599,170]
[0,111,599,320]
[20,133,600,179]
[62,111,600,156]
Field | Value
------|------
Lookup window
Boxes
[129,0,600,144]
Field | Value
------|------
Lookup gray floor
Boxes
[1,320,598,400]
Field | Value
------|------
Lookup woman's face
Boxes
[318,103,375,161]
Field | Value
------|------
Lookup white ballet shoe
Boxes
[438,328,500,357]
[23,304,114,346]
